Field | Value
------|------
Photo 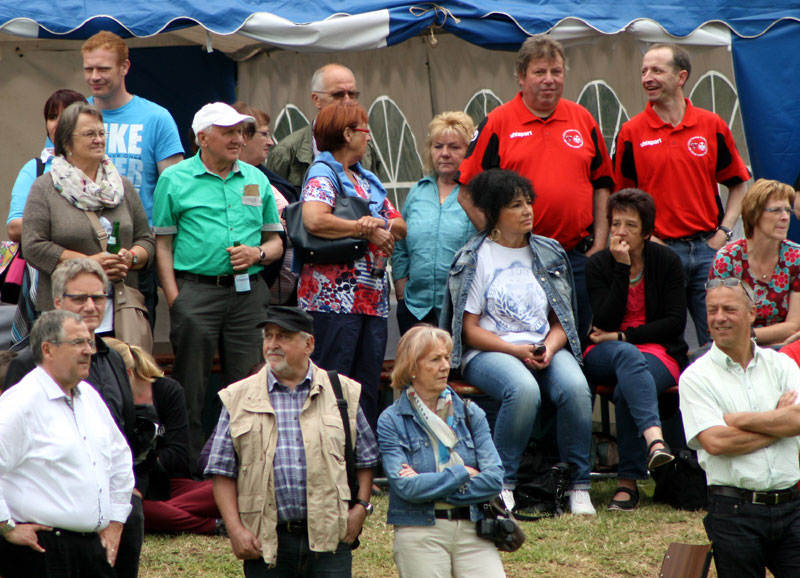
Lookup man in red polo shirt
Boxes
[614,43,750,346]
[457,35,614,340]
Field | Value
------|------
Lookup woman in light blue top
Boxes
[8,89,87,242]
[392,112,477,335]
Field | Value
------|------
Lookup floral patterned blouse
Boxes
[298,171,400,318]
[710,238,800,327]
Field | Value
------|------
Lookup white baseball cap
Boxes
[192,102,254,135]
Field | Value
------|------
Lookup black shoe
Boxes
[647,439,674,471]
[607,486,639,512]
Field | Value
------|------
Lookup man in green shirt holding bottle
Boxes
[153,102,283,468]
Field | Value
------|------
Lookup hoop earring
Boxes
[490,228,501,242]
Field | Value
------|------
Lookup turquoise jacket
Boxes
[392,175,476,320]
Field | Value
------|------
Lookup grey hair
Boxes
[54,102,104,157]
[52,258,109,301]
[311,63,354,93]
[31,310,83,365]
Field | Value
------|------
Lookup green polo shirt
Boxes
[153,152,282,275]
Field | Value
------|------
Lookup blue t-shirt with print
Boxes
[89,95,184,223]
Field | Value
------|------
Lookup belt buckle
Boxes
[286,520,303,534]
[752,491,778,505]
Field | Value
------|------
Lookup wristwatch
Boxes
[0,519,16,537]
[258,247,267,263]
[354,499,373,516]
[718,225,733,242]
[131,253,139,267]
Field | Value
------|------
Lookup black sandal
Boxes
[647,438,675,471]
[607,486,639,511]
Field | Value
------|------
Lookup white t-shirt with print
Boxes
[462,239,550,366]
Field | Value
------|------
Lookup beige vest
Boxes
[219,363,361,566]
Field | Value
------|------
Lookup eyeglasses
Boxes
[49,338,96,351]
[763,206,793,215]
[705,278,755,302]
[314,90,361,100]
[72,130,107,140]
[62,293,109,306]
[352,128,370,135]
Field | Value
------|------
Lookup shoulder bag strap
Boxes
[327,369,359,502]
[84,210,109,251]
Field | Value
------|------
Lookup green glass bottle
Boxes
[107,220,121,254]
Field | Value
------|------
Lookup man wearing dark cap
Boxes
[205,306,378,577]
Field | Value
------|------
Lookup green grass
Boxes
[140,479,715,577]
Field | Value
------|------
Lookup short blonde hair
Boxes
[741,179,796,238]
[391,325,453,390]
[104,337,164,383]
[423,112,475,175]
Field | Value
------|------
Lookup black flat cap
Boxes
[258,306,314,334]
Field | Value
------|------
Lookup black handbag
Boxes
[283,160,371,265]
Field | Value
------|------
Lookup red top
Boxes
[456,94,614,251]
[585,279,681,382]
[613,99,750,240]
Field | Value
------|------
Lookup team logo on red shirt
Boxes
[562,129,584,149]
[687,136,708,157]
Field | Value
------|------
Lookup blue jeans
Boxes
[463,348,593,489]
[664,237,717,346]
[567,249,591,340]
[583,342,676,480]
[244,529,352,577]
[705,493,800,578]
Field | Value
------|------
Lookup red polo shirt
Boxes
[456,93,614,251]
[613,99,750,240]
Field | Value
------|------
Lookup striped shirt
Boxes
[205,365,378,521]
[680,342,800,491]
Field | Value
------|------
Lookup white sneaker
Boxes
[568,490,596,516]
[500,488,516,511]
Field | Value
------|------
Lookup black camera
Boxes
[477,517,517,544]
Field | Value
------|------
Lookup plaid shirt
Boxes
[205,364,378,522]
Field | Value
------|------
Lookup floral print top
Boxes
[298,171,400,318]
[710,238,800,327]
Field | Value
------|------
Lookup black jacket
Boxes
[586,240,689,369]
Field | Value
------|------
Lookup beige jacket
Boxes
[219,362,361,566]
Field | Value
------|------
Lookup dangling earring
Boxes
[490,228,501,242]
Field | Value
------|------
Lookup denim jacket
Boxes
[440,231,582,368]
[377,387,503,526]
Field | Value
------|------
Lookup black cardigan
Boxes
[585,240,689,369]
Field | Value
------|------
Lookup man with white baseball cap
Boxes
[153,102,284,468]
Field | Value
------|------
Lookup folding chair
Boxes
[659,542,712,578]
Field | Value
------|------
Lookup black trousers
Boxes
[0,528,115,578]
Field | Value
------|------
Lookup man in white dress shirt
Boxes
[0,310,134,577]
[680,279,800,577]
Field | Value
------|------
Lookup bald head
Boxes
[311,64,359,111]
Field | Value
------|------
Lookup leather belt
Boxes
[708,485,800,505]
[434,507,472,520]
[276,519,308,535]
[667,230,715,243]
[176,271,258,288]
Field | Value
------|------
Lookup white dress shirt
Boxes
[680,342,800,491]
[0,366,134,531]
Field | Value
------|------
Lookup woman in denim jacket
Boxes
[377,326,505,578]
[440,169,595,515]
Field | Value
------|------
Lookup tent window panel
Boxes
[577,81,629,156]
[273,105,309,144]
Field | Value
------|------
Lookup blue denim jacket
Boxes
[440,231,582,368]
[377,387,503,526]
